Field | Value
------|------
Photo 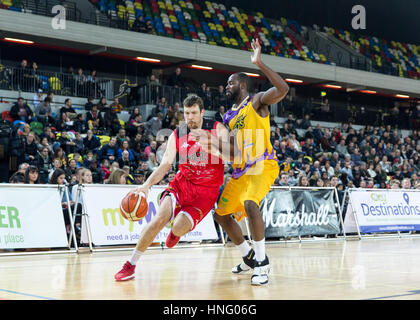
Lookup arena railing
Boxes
[0,66,116,100]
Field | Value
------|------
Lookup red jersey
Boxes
[174,119,224,187]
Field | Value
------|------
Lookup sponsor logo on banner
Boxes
[0,187,68,249]
[260,188,341,237]
[344,189,420,233]
[81,185,218,246]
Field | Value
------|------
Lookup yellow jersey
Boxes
[223,95,277,179]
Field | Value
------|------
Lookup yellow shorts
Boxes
[215,160,279,221]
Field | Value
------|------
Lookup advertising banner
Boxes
[260,187,341,238]
[81,185,219,246]
[0,185,68,249]
[344,189,420,233]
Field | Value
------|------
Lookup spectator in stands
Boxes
[60,98,77,117]
[10,97,33,123]
[132,15,148,33]
[103,105,121,135]
[400,177,411,189]
[299,113,312,129]
[152,97,167,118]
[133,168,145,185]
[147,152,158,171]
[214,105,225,123]
[53,147,67,168]
[215,85,228,109]
[116,128,129,147]
[84,96,95,111]
[9,172,25,184]
[167,67,185,88]
[336,139,350,158]
[97,97,109,112]
[118,150,136,172]
[23,132,38,164]
[35,147,52,183]
[285,113,297,129]
[117,140,135,161]
[75,68,87,96]
[106,168,127,184]
[298,175,309,187]
[111,97,123,113]
[127,113,144,138]
[30,62,41,91]
[99,136,119,162]
[89,160,104,183]
[86,104,103,133]
[37,136,53,156]
[24,165,39,184]
[56,112,72,132]
[15,59,31,91]
[57,131,76,155]
[64,158,78,182]
[73,113,87,134]
[87,70,98,98]
[145,113,163,140]
[31,88,44,109]
[35,97,54,126]
[279,172,290,186]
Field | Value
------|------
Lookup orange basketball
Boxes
[120,191,148,222]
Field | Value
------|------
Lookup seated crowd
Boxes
[6,92,420,195]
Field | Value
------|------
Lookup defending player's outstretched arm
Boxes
[250,38,289,111]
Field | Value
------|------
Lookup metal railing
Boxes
[0,65,115,99]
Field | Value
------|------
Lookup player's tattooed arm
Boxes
[250,38,289,110]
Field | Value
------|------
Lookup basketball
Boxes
[120,191,148,222]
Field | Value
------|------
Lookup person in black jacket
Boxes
[10,97,33,123]
[166,67,185,88]
[83,130,101,155]
[23,132,38,164]
[103,107,121,135]
[99,136,119,162]
[73,113,87,134]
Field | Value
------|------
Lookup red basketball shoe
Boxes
[166,230,180,248]
[114,261,136,281]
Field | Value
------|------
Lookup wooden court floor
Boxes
[1,238,420,300]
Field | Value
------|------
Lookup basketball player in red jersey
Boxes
[115,95,229,281]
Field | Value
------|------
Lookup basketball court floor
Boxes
[1,238,420,300]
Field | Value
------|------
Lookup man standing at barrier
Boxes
[114,95,229,281]
[207,38,289,285]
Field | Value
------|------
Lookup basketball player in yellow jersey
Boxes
[214,38,289,285]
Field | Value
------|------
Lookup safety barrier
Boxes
[343,188,420,240]
[0,184,78,256]
[2,185,419,255]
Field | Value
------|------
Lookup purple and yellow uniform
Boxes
[215,95,279,221]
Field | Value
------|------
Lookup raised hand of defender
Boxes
[250,38,262,65]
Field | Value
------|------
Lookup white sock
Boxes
[237,240,251,257]
[253,238,266,262]
[129,249,143,265]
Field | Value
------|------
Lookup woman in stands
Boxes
[24,165,39,184]
[147,152,158,171]
[53,147,67,168]
[117,140,135,162]
[35,146,52,183]
[106,168,127,185]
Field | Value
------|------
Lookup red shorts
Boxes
[160,173,220,230]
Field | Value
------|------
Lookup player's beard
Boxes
[228,87,240,103]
